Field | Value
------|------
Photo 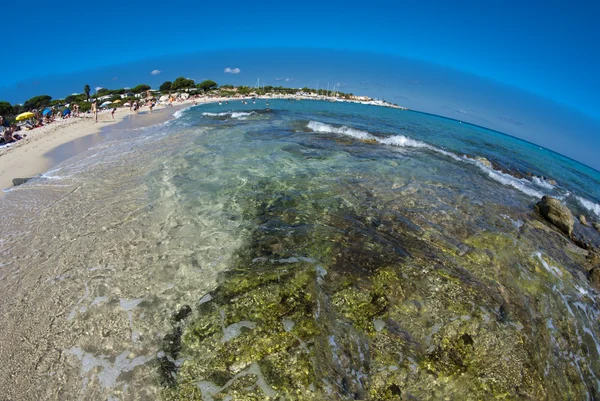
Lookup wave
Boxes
[307,120,546,199]
[531,176,555,190]
[203,111,254,120]
[307,121,463,162]
[470,162,545,199]
[173,106,192,120]
[576,196,600,218]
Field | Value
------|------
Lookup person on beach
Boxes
[111,108,116,119]
[3,125,15,143]
[91,100,98,123]
[0,116,10,132]
[133,101,139,114]
[149,102,154,113]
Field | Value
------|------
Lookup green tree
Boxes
[196,80,218,92]
[237,86,251,95]
[159,81,172,91]
[171,77,195,90]
[220,84,234,89]
[12,104,24,115]
[78,102,92,113]
[65,94,87,104]
[97,88,111,96]
[132,84,151,94]
[23,95,52,110]
[84,84,91,101]
[0,101,12,116]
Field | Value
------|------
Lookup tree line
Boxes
[1,76,358,120]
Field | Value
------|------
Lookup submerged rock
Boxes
[12,177,34,187]
[579,215,588,226]
[535,195,574,236]
[172,305,192,323]
[158,182,599,400]
[594,222,600,232]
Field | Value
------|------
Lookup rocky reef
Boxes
[158,179,600,400]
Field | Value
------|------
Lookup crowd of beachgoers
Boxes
[0,92,192,148]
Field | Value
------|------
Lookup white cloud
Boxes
[95,87,103,92]
[224,67,241,74]
[276,77,293,82]
[151,69,162,75]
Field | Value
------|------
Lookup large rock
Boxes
[536,195,574,236]
[579,215,588,226]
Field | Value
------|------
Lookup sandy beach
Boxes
[0,98,231,197]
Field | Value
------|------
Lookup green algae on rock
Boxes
[159,178,600,400]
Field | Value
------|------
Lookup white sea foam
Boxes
[576,196,600,218]
[467,159,545,199]
[308,121,464,162]
[307,121,373,140]
[202,111,254,120]
[172,106,191,120]
[532,176,555,189]
[307,120,545,198]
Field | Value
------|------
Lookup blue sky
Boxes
[1,0,599,167]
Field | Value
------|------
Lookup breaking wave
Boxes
[173,106,192,120]
[307,120,545,199]
[203,111,255,120]
[576,196,600,218]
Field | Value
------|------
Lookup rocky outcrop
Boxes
[594,222,600,232]
[535,196,574,237]
[579,215,588,226]
[474,156,492,169]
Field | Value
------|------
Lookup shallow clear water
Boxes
[1,100,599,400]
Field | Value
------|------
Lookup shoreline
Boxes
[0,97,233,197]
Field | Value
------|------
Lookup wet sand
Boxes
[0,101,201,197]
[44,107,187,169]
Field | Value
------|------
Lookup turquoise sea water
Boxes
[1,100,599,400]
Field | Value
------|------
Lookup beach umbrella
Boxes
[42,108,52,116]
[16,112,35,121]
[100,101,112,107]
[113,100,121,103]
